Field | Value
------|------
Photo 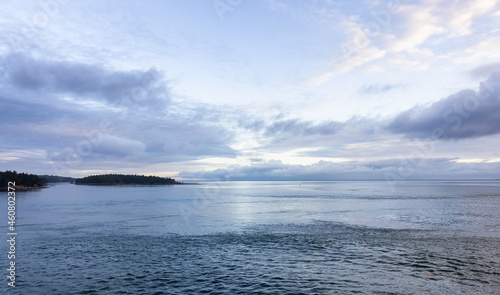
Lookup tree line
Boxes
[0,171,48,189]
[75,174,181,185]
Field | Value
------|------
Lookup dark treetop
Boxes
[0,170,48,190]
[75,174,182,185]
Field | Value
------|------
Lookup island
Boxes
[75,174,182,185]
[0,171,48,191]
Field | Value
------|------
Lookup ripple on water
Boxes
[3,222,500,294]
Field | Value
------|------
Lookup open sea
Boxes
[1,181,500,294]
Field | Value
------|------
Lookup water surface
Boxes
[1,181,499,294]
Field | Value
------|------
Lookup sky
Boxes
[1,0,500,181]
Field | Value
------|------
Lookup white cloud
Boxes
[0,150,45,161]
[453,35,500,63]
[310,0,500,83]
[388,4,446,53]
[307,72,334,86]
[446,0,499,36]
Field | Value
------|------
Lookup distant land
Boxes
[0,171,48,190]
[2,171,184,190]
[38,175,76,183]
[75,174,182,185]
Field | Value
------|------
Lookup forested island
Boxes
[75,174,182,185]
[0,171,48,190]
[1,172,183,189]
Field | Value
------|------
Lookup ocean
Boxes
[1,181,499,294]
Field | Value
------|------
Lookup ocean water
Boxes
[1,181,500,294]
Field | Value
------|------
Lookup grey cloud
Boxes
[92,135,147,157]
[160,126,237,160]
[234,114,346,149]
[470,63,500,78]
[259,117,376,152]
[2,53,170,111]
[0,94,83,125]
[387,72,500,140]
[44,108,238,166]
[0,53,238,173]
[249,157,263,162]
[178,158,500,181]
[238,118,266,132]
[265,119,342,137]
[358,83,403,95]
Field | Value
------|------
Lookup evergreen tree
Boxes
[0,171,48,189]
[75,174,181,185]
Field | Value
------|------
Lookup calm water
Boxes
[1,181,500,294]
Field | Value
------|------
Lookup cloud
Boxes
[1,53,170,112]
[470,62,500,78]
[178,158,500,181]
[386,0,499,52]
[249,157,263,162]
[264,119,342,136]
[307,72,334,86]
[445,0,499,36]
[311,0,500,83]
[386,71,500,140]
[387,4,446,53]
[93,135,147,157]
[358,83,404,95]
[235,116,348,150]
[337,16,387,71]
[0,53,239,174]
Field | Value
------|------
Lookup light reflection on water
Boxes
[1,181,499,294]
[7,181,500,236]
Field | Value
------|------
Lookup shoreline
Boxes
[0,185,49,191]
[74,183,188,186]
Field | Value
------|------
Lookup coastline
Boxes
[74,182,188,186]
[0,185,49,191]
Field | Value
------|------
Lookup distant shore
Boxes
[74,183,187,186]
[0,184,48,191]
[75,174,184,186]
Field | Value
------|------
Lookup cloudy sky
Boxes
[1,0,500,180]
